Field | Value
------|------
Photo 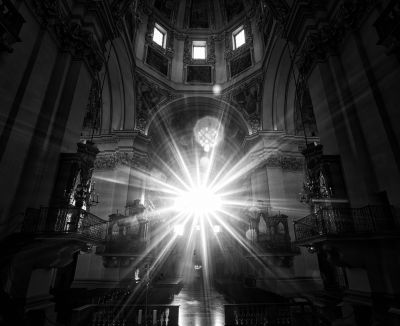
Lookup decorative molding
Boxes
[134,72,179,132]
[250,150,304,171]
[83,78,101,132]
[227,76,263,134]
[183,35,216,65]
[30,0,104,73]
[296,0,378,78]
[145,13,174,59]
[224,19,254,60]
[94,151,149,170]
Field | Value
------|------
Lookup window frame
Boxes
[153,23,167,49]
[232,25,246,50]
[192,40,207,60]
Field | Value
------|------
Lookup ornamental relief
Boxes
[296,0,378,77]
[226,76,263,135]
[183,35,216,65]
[224,19,253,60]
[145,13,174,59]
[94,152,149,170]
[30,0,104,73]
[134,73,180,133]
[249,151,304,171]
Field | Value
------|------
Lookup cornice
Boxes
[294,0,380,78]
[140,3,258,42]
[29,0,107,75]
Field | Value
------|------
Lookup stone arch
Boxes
[145,95,252,136]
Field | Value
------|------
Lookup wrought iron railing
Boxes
[21,207,108,242]
[294,205,399,242]
[224,302,316,326]
[71,304,179,326]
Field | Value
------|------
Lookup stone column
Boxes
[308,60,374,206]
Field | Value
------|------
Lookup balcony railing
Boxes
[224,302,316,326]
[294,205,399,242]
[21,207,108,242]
[71,304,179,326]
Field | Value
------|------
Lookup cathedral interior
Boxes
[1,0,400,325]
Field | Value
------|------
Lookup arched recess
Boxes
[145,96,252,136]
[98,38,136,134]
[261,37,287,131]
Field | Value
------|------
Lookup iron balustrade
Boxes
[293,205,399,242]
[21,207,108,242]
[71,304,179,326]
[224,302,316,326]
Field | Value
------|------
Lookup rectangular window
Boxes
[153,23,167,48]
[192,40,207,60]
[233,26,246,50]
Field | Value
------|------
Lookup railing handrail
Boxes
[294,204,399,242]
[21,206,109,242]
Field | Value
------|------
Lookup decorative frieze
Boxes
[250,151,304,171]
[94,151,149,170]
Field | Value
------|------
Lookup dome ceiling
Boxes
[152,0,247,30]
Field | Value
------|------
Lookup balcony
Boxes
[224,302,316,326]
[21,207,108,243]
[71,304,179,326]
[293,205,400,245]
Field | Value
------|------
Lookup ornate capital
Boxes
[296,0,378,78]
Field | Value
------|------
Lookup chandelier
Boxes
[193,116,224,152]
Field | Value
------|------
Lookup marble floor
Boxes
[171,277,228,326]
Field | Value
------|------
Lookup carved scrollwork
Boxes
[297,0,378,77]
[94,151,149,170]
[250,151,304,171]
[30,0,104,73]
[225,19,254,60]
[230,77,262,134]
[134,73,178,132]
[183,35,216,65]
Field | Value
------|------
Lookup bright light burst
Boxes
[93,114,277,291]
[173,186,222,216]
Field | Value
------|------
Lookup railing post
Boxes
[367,205,377,232]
